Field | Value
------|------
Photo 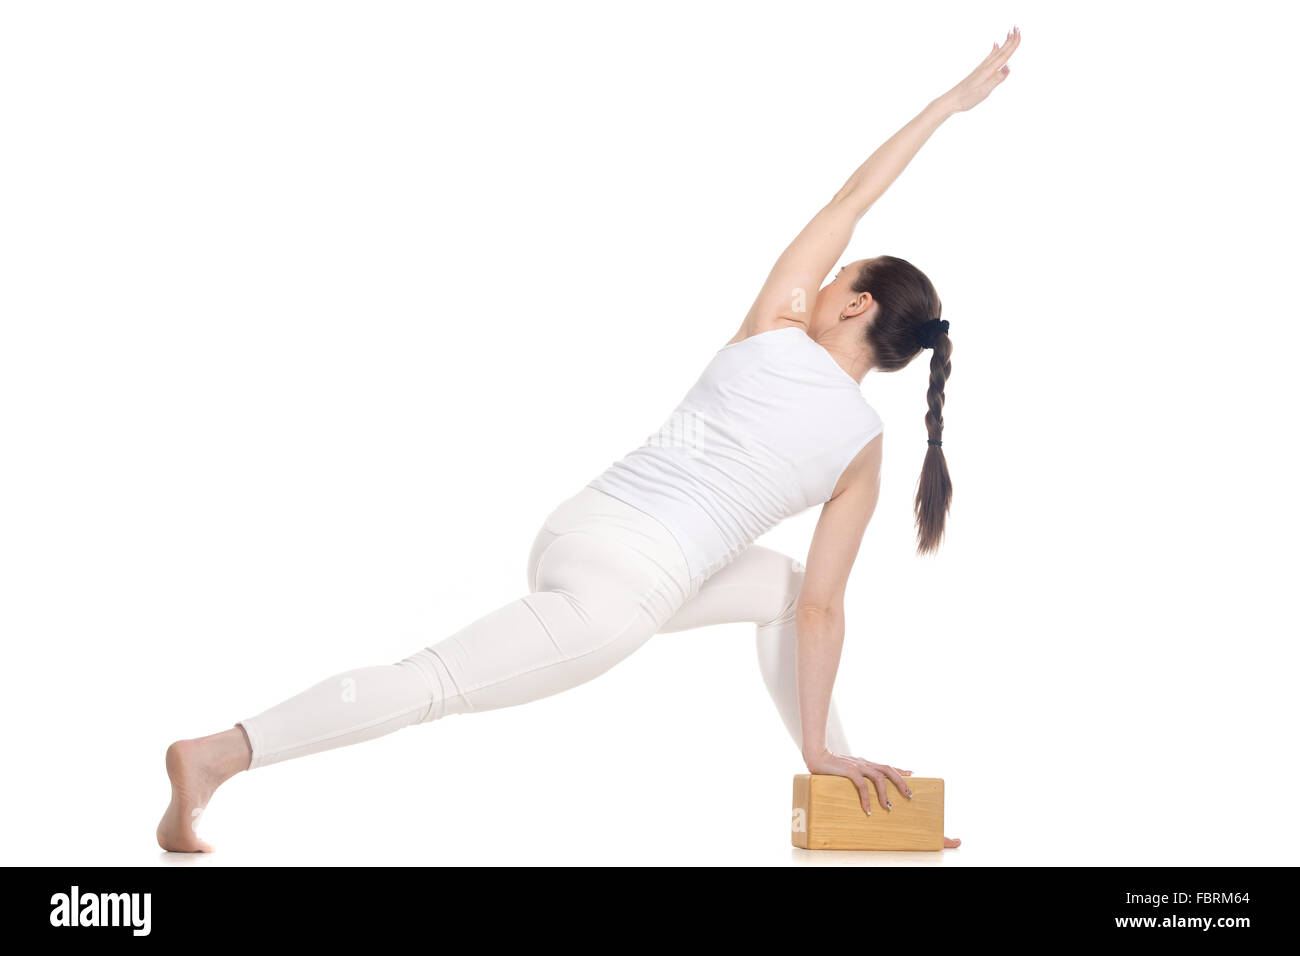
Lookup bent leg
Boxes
[657,545,852,755]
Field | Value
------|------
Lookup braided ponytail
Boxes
[915,332,952,555]
[853,255,953,555]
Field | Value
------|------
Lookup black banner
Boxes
[5,866,1284,943]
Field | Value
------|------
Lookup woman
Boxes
[158,27,1019,853]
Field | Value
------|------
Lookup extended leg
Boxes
[158,511,690,851]
[237,528,684,768]
[656,545,852,755]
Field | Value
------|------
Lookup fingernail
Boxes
[887,800,893,811]
[906,790,914,799]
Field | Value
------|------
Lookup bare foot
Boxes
[156,728,251,853]
[895,768,960,849]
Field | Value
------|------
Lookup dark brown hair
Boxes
[851,256,952,555]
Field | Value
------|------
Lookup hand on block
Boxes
[791,774,945,850]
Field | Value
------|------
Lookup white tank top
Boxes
[587,325,884,586]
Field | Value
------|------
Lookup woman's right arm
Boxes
[795,437,915,814]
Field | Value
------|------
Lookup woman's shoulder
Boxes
[721,317,810,349]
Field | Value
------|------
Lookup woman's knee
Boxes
[764,553,805,628]
[729,545,805,628]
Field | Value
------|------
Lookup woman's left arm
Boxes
[736,100,954,339]
[833,25,1020,210]
[735,27,1020,341]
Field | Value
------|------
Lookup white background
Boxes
[1,0,1296,866]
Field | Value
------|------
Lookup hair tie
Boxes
[927,439,943,446]
[916,317,949,350]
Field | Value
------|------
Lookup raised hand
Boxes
[942,25,1020,114]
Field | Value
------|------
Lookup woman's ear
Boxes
[842,291,873,319]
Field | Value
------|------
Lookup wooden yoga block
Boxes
[791,774,944,850]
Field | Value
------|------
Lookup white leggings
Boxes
[238,486,850,769]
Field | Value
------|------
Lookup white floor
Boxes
[9,630,1288,868]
